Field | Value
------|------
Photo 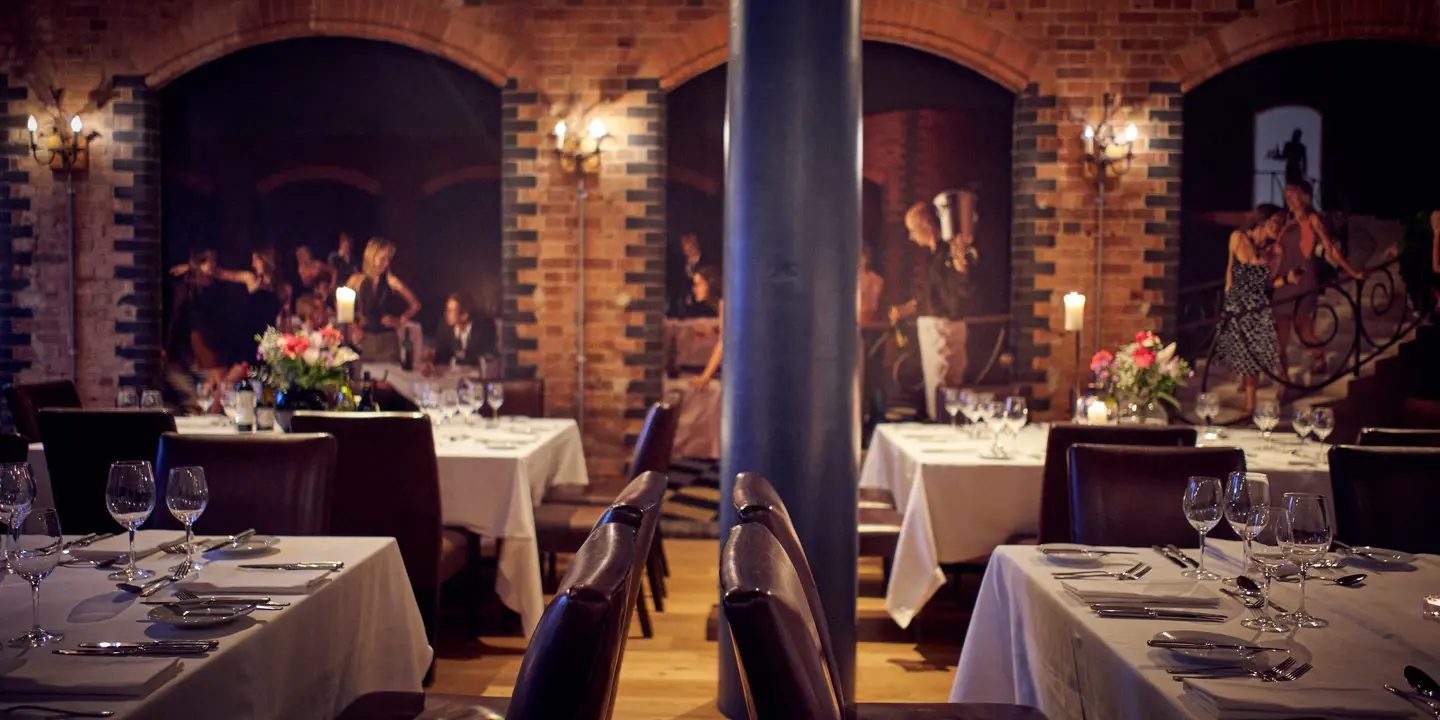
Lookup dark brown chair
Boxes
[153,432,337,536]
[288,412,469,661]
[722,522,1048,720]
[1329,445,1440,554]
[1,433,29,464]
[476,379,545,418]
[1039,424,1198,544]
[5,380,82,441]
[1357,427,1440,448]
[335,521,638,720]
[1067,444,1245,548]
[36,409,176,534]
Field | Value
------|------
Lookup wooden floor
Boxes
[431,538,963,718]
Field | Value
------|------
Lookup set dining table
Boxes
[25,412,590,637]
[859,422,1333,628]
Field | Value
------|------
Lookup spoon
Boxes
[1277,572,1367,587]
[1407,666,1440,704]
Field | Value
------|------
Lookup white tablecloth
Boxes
[951,542,1440,719]
[859,423,1332,627]
[0,536,429,720]
[27,414,589,637]
[663,376,721,460]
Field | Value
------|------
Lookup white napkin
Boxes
[1062,580,1221,607]
[70,530,187,560]
[0,655,181,697]
[182,565,331,595]
[1183,678,1415,718]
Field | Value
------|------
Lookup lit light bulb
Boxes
[70,115,83,134]
[1082,125,1094,139]
[26,115,38,133]
[587,118,607,140]
[554,120,567,150]
[1123,123,1137,143]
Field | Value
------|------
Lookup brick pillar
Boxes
[1011,83,1059,411]
[110,77,164,390]
[1143,81,1183,340]
[1,74,35,429]
[621,78,666,440]
[500,79,540,383]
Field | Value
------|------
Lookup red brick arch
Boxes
[1170,0,1440,91]
[642,1,1040,92]
[134,0,525,88]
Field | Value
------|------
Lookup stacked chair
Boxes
[36,409,177,534]
[153,432,338,535]
[336,470,667,720]
[1328,445,1440,554]
[726,473,1048,720]
[5,379,82,441]
[1065,445,1245,547]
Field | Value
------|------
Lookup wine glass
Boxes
[1002,396,1028,440]
[1253,399,1280,450]
[1181,476,1223,580]
[979,400,1005,457]
[439,389,461,425]
[221,390,238,426]
[6,508,64,648]
[1244,532,1291,633]
[1224,472,1270,586]
[105,460,157,581]
[140,390,163,409]
[418,383,439,425]
[1292,408,1314,454]
[1310,407,1335,458]
[1276,493,1333,628]
[942,388,963,431]
[1,462,37,575]
[486,383,506,427]
[458,379,479,425]
[167,467,209,574]
[196,381,216,418]
[1196,392,1221,443]
[117,387,139,408]
[958,390,980,437]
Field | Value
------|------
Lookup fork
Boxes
[2,706,114,718]
[1055,563,1151,580]
[173,588,288,609]
[1173,658,1310,682]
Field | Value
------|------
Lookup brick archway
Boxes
[1170,0,1440,91]
[133,0,524,88]
[641,0,1040,91]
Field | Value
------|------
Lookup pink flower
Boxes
[1132,346,1156,368]
[280,334,309,358]
[1090,350,1114,373]
[319,327,344,347]
[1135,331,1159,348]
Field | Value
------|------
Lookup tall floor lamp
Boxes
[552,118,609,434]
[1080,92,1138,354]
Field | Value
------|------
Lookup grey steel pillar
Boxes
[718,0,861,716]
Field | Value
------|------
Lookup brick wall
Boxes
[0,0,1435,484]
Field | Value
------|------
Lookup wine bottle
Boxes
[255,384,275,432]
[357,372,377,412]
[234,380,256,432]
[400,327,414,371]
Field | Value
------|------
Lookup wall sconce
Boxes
[553,117,609,175]
[26,89,100,174]
[1080,93,1137,179]
[551,116,610,435]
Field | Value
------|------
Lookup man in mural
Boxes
[890,190,979,419]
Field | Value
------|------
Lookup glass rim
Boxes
[0,461,33,471]
[1282,491,1323,499]
[110,460,152,469]
[169,466,205,475]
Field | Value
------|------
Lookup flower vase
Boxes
[1118,394,1169,426]
[275,385,328,432]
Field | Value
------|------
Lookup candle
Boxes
[1425,595,1440,621]
[1063,292,1085,332]
[335,286,356,324]
[1086,399,1109,425]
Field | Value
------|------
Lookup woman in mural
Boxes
[690,266,724,389]
[1215,204,1287,414]
[1272,179,1365,378]
[171,248,286,382]
[345,237,421,363]
[165,249,230,405]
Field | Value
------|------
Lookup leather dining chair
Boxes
[721,522,1049,720]
[288,411,470,665]
[1357,427,1440,448]
[335,521,639,720]
[6,380,82,441]
[1,433,29,464]
[1039,424,1198,544]
[153,432,337,536]
[36,409,176,534]
[1067,444,1245,548]
[476,379,545,418]
[1329,445,1440,554]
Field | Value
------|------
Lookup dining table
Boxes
[859,422,1334,628]
[951,539,1440,719]
[25,413,590,637]
[0,534,430,720]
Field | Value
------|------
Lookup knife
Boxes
[80,641,217,650]
[55,646,212,657]
[62,532,110,550]
[239,562,343,570]
[1094,608,1228,622]
[202,528,257,553]
[142,596,274,605]
[1152,545,1188,568]
[95,541,174,569]
[1165,544,1200,568]
[1148,639,1288,653]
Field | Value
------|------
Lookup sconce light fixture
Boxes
[553,117,609,175]
[26,89,100,173]
[1080,92,1137,179]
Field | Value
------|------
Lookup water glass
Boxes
[942,387,963,431]
[486,383,506,427]
[1002,396,1028,441]
[1310,407,1335,456]
[167,467,209,574]
[1224,471,1270,584]
[1253,400,1280,449]
[979,400,1005,457]
[140,390,163,409]
[1182,476,1223,580]
[1196,392,1221,443]
[1277,492,1333,628]
[0,462,38,574]
[7,508,65,647]
[958,390,980,436]
[1292,409,1314,451]
[117,387,139,408]
[105,460,157,581]
[1243,534,1292,633]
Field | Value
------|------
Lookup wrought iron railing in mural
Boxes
[1178,255,1425,400]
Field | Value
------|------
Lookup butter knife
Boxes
[94,543,172,570]
[1094,608,1228,622]
[239,562,343,570]
[80,641,217,650]
[1165,544,1200,568]
[55,646,212,657]
[1151,545,1188,568]
[1148,639,1288,652]
[202,528,257,553]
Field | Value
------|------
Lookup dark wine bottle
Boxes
[400,327,414,371]
[357,372,377,412]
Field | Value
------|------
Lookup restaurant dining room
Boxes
[3,1,1440,719]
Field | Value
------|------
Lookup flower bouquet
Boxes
[254,327,359,427]
[1089,331,1191,423]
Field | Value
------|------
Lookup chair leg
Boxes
[545,551,557,588]
[645,544,666,612]
[657,529,670,578]
[636,581,654,639]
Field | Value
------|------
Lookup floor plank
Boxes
[431,538,962,719]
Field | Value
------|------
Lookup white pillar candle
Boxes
[1063,292,1085,332]
[335,286,356,324]
[1086,399,1109,425]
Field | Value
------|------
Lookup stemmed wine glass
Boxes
[141,390,163,409]
[1001,396,1028,448]
[221,390,239,427]
[1277,492,1333,628]
[458,379,480,425]
[1292,408,1314,455]
[105,460,157,581]
[196,381,217,421]
[117,387,139,408]
[418,384,440,425]
[1310,407,1335,459]
[1181,476,1223,580]
[1223,471,1270,586]
[958,391,980,438]
[6,508,64,648]
[1,462,38,574]
[1196,392,1221,443]
[167,467,209,575]
[1253,399,1280,450]
[1244,531,1291,633]
[977,400,1002,456]
[440,389,461,425]
[486,383,506,427]
[942,388,963,432]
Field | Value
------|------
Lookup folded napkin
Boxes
[0,656,181,697]
[1062,580,1221,608]
[1183,678,1415,719]
[183,565,331,595]
[70,530,186,560]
